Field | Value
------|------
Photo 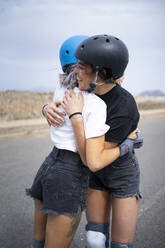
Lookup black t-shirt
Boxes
[97,84,140,144]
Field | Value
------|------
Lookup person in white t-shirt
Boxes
[26,35,141,248]
[50,82,109,154]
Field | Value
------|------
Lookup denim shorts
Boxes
[26,147,89,216]
[89,151,142,199]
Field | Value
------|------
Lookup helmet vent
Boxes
[66,50,69,54]
[81,44,85,49]
[115,37,119,40]
[93,37,98,40]
[106,39,110,43]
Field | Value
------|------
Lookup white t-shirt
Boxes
[50,84,110,152]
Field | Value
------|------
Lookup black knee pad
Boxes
[111,241,133,248]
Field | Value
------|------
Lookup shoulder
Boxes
[113,85,137,107]
[82,93,107,120]
[53,83,66,100]
[54,83,66,92]
[104,85,139,119]
[116,86,139,118]
[84,92,107,110]
[118,85,135,100]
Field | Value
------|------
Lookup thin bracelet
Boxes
[42,104,48,117]
[69,112,82,119]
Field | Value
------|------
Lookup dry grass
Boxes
[135,96,165,110]
[0,90,53,121]
[1,90,165,121]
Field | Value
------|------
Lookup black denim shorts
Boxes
[26,147,89,216]
[89,152,142,199]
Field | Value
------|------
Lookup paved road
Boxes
[0,117,165,248]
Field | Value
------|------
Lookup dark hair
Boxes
[98,68,113,82]
[91,66,114,83]
[87,64,115,83]
[63,63,75,75]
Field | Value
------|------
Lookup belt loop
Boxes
[52,146,59,160]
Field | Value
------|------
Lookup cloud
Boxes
[0,0,165,94]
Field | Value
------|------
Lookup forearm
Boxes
[86,135,137,172]
[86,138,120,172]
[70,115,87,165]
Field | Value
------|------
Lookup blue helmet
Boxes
[60,35,88,70]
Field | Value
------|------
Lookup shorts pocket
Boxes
[111,152,137,170]
[44,165,79,197]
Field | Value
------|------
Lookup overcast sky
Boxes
[0,0,165,95]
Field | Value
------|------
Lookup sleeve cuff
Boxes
[85,124,110,139]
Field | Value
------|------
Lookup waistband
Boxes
[50,146,82,165]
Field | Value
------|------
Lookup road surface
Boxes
[0,117,165,248]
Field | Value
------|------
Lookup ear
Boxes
[116,76,124,84]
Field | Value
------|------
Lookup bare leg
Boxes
[86,188,111,224]
[111,197,138,244]
[32,200,47,247]
[45,208,82,248]
[86,189,111,248]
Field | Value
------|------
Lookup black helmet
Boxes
[75,34,129,81]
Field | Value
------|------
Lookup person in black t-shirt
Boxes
[99,82,140,143]
[61,35,141,248]
[43,35,142,248]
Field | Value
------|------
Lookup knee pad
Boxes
[32,240,45,248]
[86,222,110,248]
[86,230,106,248]
[111,241,133,248]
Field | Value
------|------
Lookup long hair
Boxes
[59,64,78,89]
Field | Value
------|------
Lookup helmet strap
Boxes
[87,71,105,93]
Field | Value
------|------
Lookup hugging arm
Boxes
[62,89,87,165]
[78,128,142,172]
[69,114,87,165]
[42,101,66,127]
[85,136,120,172]
[62,89,142,172]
